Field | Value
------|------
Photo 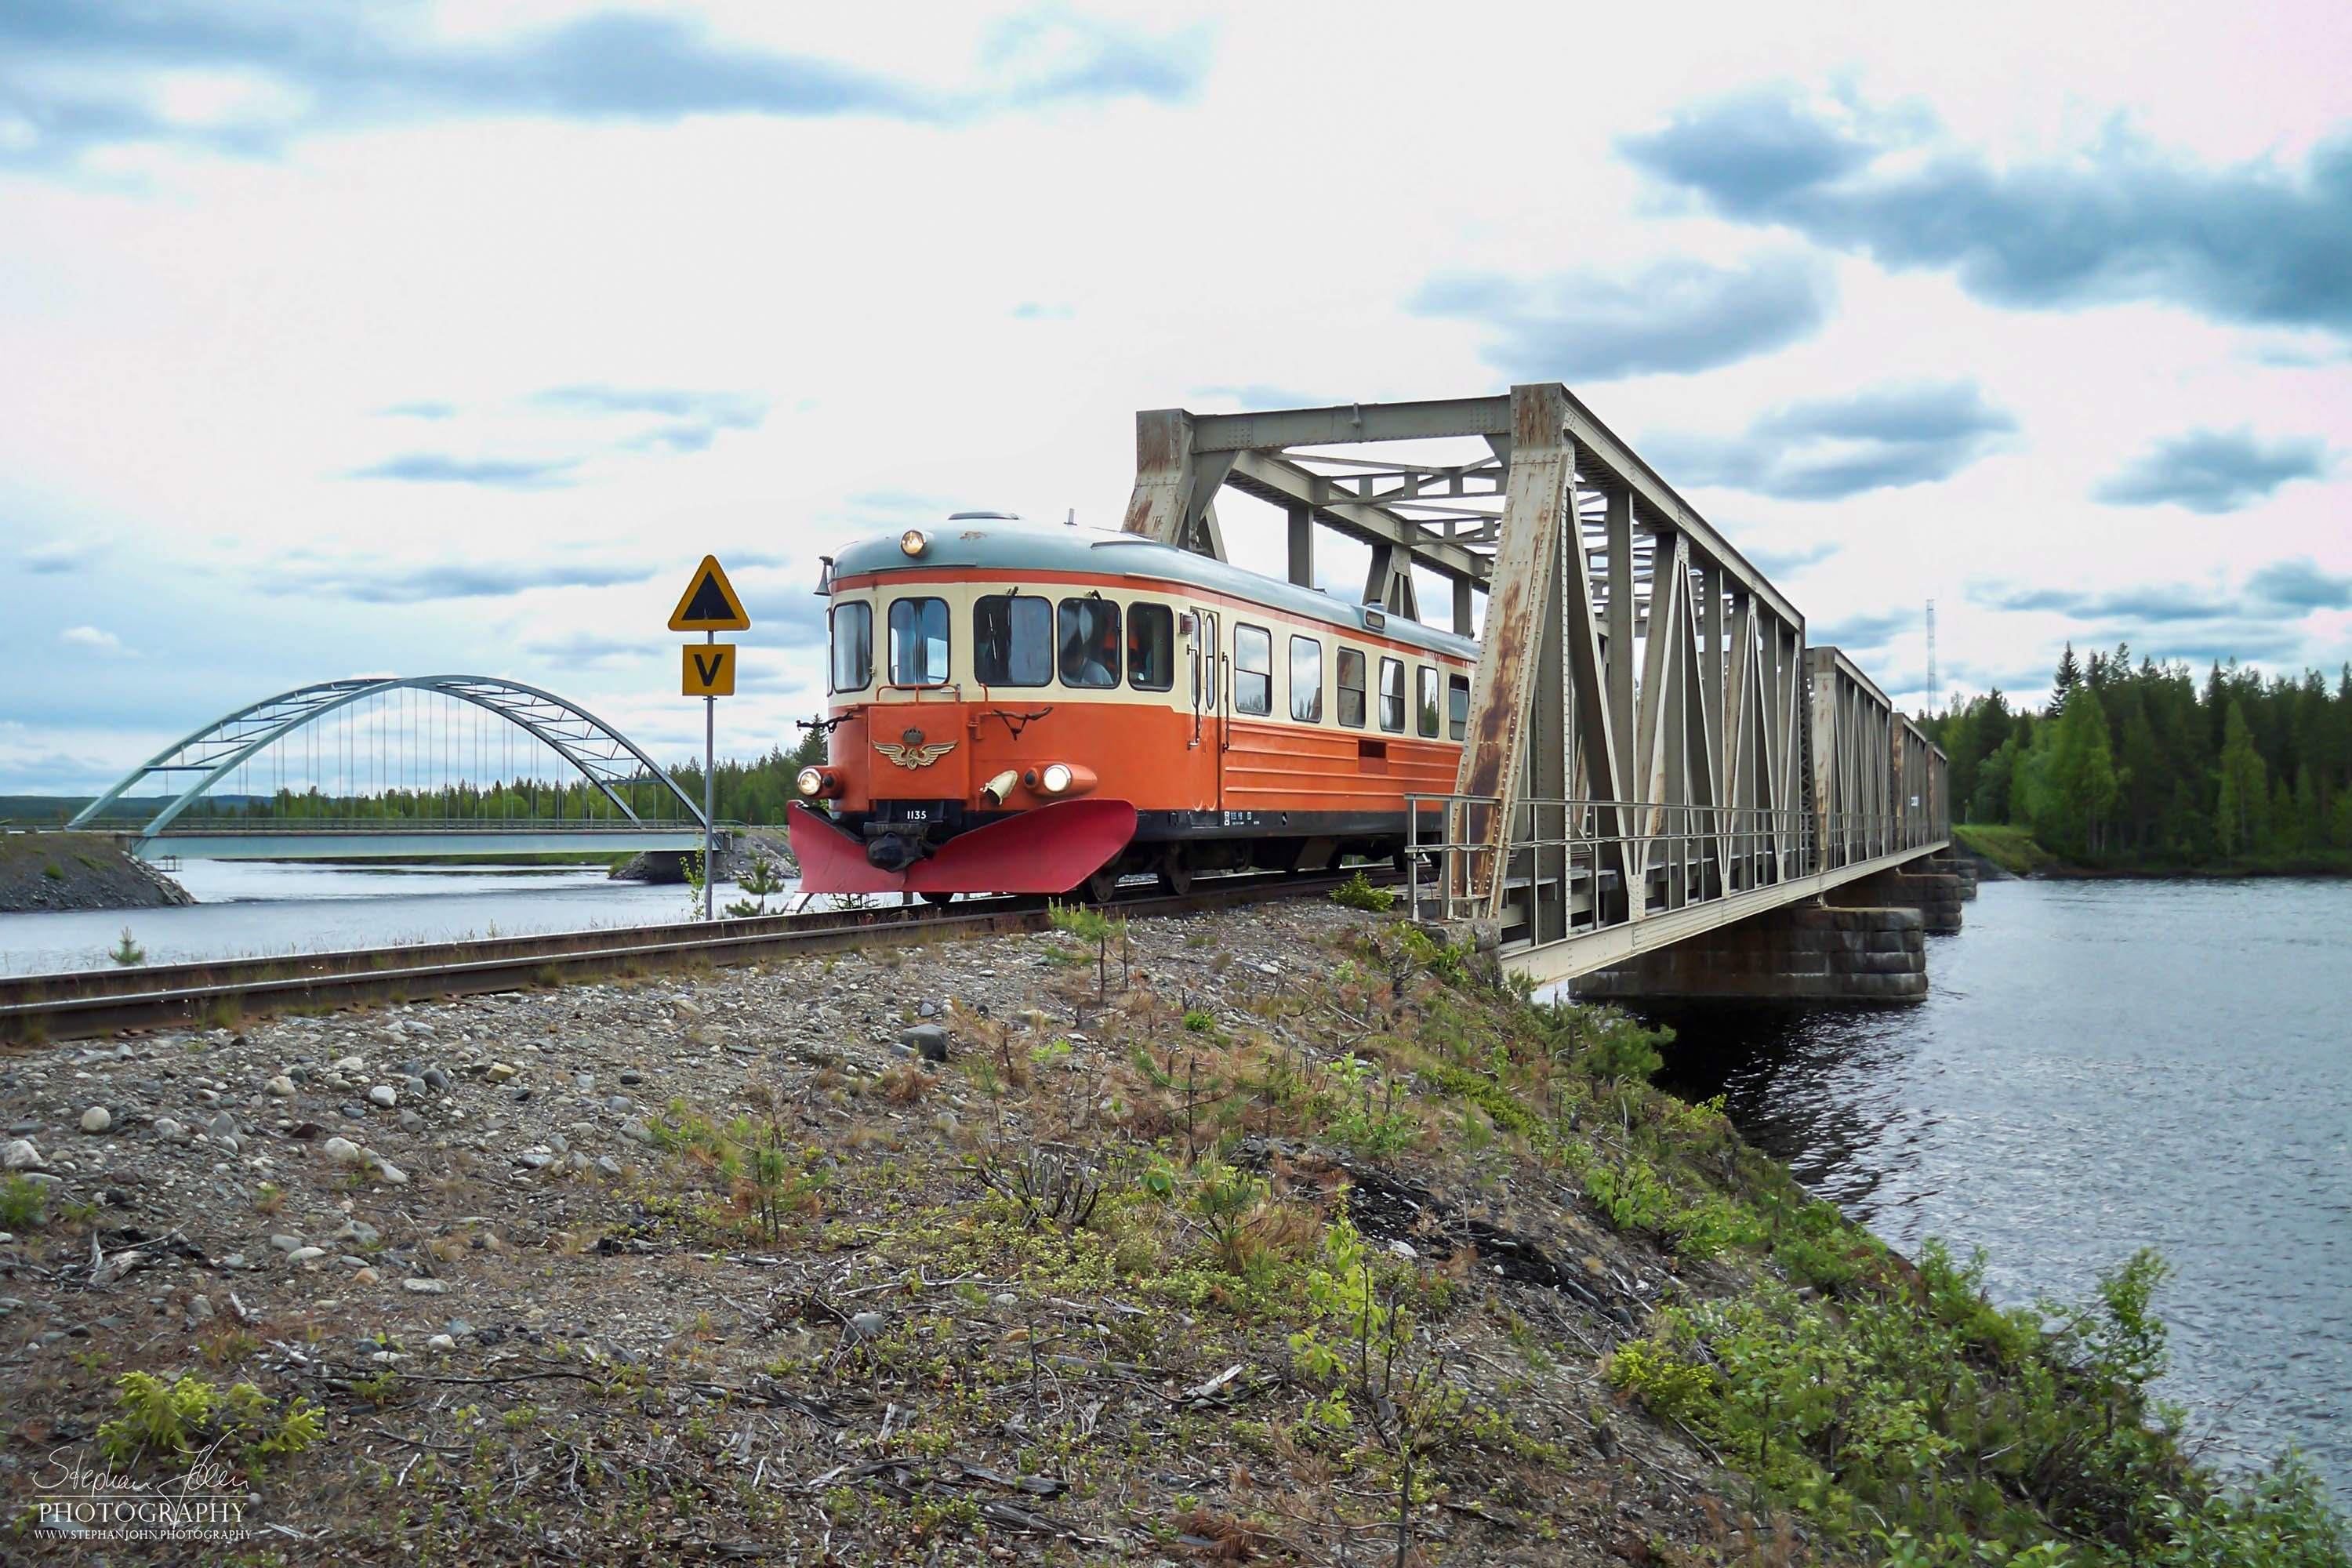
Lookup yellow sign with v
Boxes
[680,642,737,697]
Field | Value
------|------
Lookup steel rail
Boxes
[0,869,1386,1047]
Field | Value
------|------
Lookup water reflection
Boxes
[1659,1006,1927,1218]
[1637,878,2352,1497]
[0,859,751,977]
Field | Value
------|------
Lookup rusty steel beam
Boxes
[1221,448,1487,584]
[1189,397,1512,452]
[1450,385,1584,913]
[1120,381,1946,965]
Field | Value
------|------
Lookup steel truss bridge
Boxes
[66,675,714,860]
[1123,382,1949,985]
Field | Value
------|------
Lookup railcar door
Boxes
[1189,608,1223,811]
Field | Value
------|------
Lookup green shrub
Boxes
[1327,1053,1419,1158]
[1,1175,47,1230]
[1327,870,1396,913]
[1576,1150,1677,1236]
[100,1372,325,1468]
[1607,1333,1719,1426]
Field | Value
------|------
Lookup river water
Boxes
[0,861,764,978]
[1657,877,2352,1500]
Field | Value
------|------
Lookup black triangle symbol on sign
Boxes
[682,573,735,623]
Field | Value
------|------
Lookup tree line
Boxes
[114,727,833,829]
[665,727,828,826]
[1922,646,2352,869]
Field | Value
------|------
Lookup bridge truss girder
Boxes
[1120,383,1948,965]
[67,675,707,841]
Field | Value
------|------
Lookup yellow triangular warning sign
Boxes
[667,555,751,631]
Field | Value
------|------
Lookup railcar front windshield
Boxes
[829,601,872,692]
[975,594,1052,686]
[888,597,949,685]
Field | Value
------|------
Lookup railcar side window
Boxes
[1235,625,1272,716]
[1128,604,1174,691]
[1058,598,1121,688]
[1448,673,1471,740]
[887,597,949,686]
[829,601,872,693]
[1337,648,1366,728]
[1417,666,1441,737]
[974,594,1051,686]
[1289,637,1324,723]
[1378,656,1405,731]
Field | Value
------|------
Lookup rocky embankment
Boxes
[0,832,192,913]
[611,826,794,886]
[0,898,2330,1566]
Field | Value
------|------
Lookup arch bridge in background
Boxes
[67,675,718,861]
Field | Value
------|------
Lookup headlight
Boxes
[1039,763,1073,794]
[797,767,826,797]
[899,528,928,557]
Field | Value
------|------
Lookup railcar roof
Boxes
[829,521,1479,660]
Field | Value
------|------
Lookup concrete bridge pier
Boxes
[1568,848,1975,1006]
[1825,855,1966,933]
[1568,902,1928,1005]
[1929,848,1980,900]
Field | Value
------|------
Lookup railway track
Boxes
[0,869,1387,1047]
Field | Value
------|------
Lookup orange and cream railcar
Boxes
[786,514,1477,901]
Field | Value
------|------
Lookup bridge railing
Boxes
[1403,792,1950,944]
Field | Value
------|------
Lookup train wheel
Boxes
[1085,866,1122,904]
[1156,848,1193,898]
[920,891,956,909]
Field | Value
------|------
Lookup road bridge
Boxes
[1123,383,1958,998]
[64,675,717,862]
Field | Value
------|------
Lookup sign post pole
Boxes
[666,555,752,925]
[703,630,716,923]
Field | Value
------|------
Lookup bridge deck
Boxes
[118,826,713,860]
[1494,838,1947,985]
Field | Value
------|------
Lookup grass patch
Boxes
[1955,823,2066,877]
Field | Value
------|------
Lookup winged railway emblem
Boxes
[875,727,956,769]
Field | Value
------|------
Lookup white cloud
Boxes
[0,0,2344,781]
[58,626,133,655]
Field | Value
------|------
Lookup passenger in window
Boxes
[1058,598,1121,688]
[1128,604,1174,691]
[975,595,1052,686]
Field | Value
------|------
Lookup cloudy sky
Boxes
[2,0,2347,793]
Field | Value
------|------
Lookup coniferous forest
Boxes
[1922,645,2352,872]
[663,727,829,827]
